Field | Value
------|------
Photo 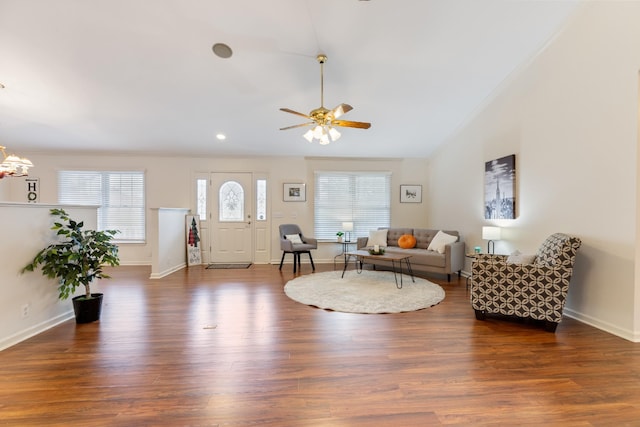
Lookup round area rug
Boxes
[284,270,445,314]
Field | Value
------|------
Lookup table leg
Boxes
[404,258,415,283]
[390,260,402,289]
[341,254,352,278]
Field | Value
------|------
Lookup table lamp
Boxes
[482,226,501,254]
[342,222,354,242]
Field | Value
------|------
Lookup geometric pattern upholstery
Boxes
[470,233,581,331]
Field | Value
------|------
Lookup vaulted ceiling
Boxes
[0,0,579,158]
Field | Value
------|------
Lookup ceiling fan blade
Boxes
[280,108,312,119]
[332,119,371,129]
[280,122,315,131]
[331,103,353,118]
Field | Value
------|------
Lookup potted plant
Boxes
[22,208,120,323]
[336,231,344,243]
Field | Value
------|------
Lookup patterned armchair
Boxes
[470,233,581,332]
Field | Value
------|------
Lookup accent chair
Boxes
[278,224,317,273]
[470,233,581,332]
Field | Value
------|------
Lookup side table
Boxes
[333,240,357,270]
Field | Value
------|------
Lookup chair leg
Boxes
[447,273,451,282]
[308,252,315,271]
[293,253,298,273]
[279,252,286,270]
[544,321,558,333]
[474,309,486,320]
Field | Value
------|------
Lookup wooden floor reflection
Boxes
[1,264,639,426]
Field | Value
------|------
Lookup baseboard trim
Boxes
[0,311,75,351]
[149,263,186,279]
[563,308,639,342]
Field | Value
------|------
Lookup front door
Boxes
[210,172,253,263]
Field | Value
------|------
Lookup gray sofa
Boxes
[357,227,465,281]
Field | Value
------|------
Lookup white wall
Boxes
[428,2,639,341]
[0,203,98,350]
[2,154,431,266]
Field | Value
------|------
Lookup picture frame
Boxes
[400,184,422,203]
[484,154,516,219]
[283,183,306,202]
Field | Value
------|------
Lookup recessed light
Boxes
[212,43,233,59]
[216,133,227,140]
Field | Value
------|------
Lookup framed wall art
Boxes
[400,184,422,203]
[484,154,516,219]
[283,183,306,202]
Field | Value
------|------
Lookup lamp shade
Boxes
[482,226,501,240]
[342,222,354,231]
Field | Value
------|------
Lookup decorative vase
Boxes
[72,293,104,324]
[337,236,343,243]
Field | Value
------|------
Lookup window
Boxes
[256,179,267,221]
[314,171,391,240]
[58,171,145,242]
[218,180,244,221]
[196,178,207,221]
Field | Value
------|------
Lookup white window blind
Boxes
[58,171,146,242]
[314,171,391,240]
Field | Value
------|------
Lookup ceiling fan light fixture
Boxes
[329,127,341,141]
[280,54,371,145]
[303,129,314,142]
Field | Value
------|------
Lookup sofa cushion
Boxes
[413,229,439,249]
[398,234,417,249]
[383,228,413,247]
[367,229,388,247]
[385,247,446,268]
[427,230,458,254]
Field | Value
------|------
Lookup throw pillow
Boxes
[285,234,303,244]
[427,230,457,254]
[366,229,388,247]
[398,234,416,249]
[506,250,536,264]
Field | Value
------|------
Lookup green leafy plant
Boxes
[336,231,344,237]
[22,208,120,300]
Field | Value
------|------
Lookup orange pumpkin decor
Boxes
[398,234,416,249]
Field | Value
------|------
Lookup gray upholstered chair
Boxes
[470,233,581,332]
[278,224,317,273]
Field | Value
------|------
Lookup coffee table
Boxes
[342,250,415,289]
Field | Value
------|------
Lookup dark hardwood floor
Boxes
[1,263,640,426]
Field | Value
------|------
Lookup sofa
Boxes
[356,227,465,281]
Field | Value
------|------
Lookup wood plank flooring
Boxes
[1,264,640,426]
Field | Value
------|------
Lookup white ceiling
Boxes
[0,0,579,159]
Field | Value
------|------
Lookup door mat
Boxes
[206,263,252,269]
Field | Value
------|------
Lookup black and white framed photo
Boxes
[484,154,516,219]
[283,183,306,202]
[400,184,422,203]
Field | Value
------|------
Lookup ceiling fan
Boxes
[280,54,371,144]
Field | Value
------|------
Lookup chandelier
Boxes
[0,145,33,179]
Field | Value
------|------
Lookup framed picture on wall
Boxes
[400,184,422,203]
[283,183,306,202]
[484,154,516,219]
